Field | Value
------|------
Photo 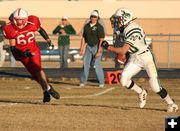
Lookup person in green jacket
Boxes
[53,16,76,68]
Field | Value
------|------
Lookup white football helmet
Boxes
[114,8,133,26]
[13,8,28,29]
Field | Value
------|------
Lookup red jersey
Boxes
[3,15,41,52]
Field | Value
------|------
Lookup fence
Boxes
[146,34,180,68]
[3,34,180,68]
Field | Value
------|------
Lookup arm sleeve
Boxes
[8,13,13,22]
[66,25,76,35]
[38,27,49,40]
[99,18,107,33]
[52,26,60,34]
[98,24,105,39]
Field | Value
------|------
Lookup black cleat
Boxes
[43,91,51,103]
[48,85,60,99]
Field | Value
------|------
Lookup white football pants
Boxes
[121,50,162,93]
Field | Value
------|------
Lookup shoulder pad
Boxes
[28,15,41,30]
[3,23,17,39]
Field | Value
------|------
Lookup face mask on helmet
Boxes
[110,15,124,33]
[13,8,28,29]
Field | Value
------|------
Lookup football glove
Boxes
[101,40,109,50]
[10,46,33,58]
[10,46,21,56]
[22,49,33,57]
[47,40,54,50]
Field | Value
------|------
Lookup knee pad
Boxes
[157,87,167,99]
[127,80,134,89]
[120,77,133,89]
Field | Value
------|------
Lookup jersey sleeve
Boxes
[97,24,105,38]
[3,24,17,39]
[125,28,143,45]
[28,15,41,31]
[124,28,143,46]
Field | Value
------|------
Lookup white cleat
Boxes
[167,103,179,112]
[79,83,85,87]
[138,89,148,108]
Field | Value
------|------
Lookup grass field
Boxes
[0,78,179,131]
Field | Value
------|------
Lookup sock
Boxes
[164,94,174,105]
[47,85,51,91]
[131,83,143,94]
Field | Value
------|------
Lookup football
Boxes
[117,53,126,64]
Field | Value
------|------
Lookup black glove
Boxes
[47,40,54,50]
[10,46,33,57]
[101,40,109,50]
[22,49,33,57]
[10,46,21,56]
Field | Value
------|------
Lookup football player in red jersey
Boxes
[3,8,60,103]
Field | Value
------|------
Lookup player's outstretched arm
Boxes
[101,40,130,55]
[38,27,54,50]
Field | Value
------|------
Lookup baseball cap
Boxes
[62,16,68,20]
[90,10,99,17]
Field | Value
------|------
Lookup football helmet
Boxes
[112,8,133,27]
[13,8,28,29]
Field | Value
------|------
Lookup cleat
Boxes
[79,83,85,87]
[138,89,148,108]
[43,91,51,103]
[48,85,60,99]
[167,103,179,112]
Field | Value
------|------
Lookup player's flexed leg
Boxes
[3,8,60,103]
[101,8,178,112]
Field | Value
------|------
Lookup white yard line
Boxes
[0,87,115,106]
[61,87,115,99]
[0,103,18,106]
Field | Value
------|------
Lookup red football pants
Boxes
[13,48,42,82]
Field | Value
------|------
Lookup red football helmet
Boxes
[13,8,28,29]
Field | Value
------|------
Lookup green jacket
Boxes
[52,24,76,46]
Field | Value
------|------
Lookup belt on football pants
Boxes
[138,49,149,55]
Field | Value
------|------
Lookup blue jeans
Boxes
[80,45,104,85]
[59,44,69,68]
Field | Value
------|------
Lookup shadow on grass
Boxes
[64,103,166,112]
[0,99,167,112]
[0,99,59,106]
[0,71,31,78]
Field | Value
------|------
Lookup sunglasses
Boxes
[61,19,67,21]
[90,15,98,18]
